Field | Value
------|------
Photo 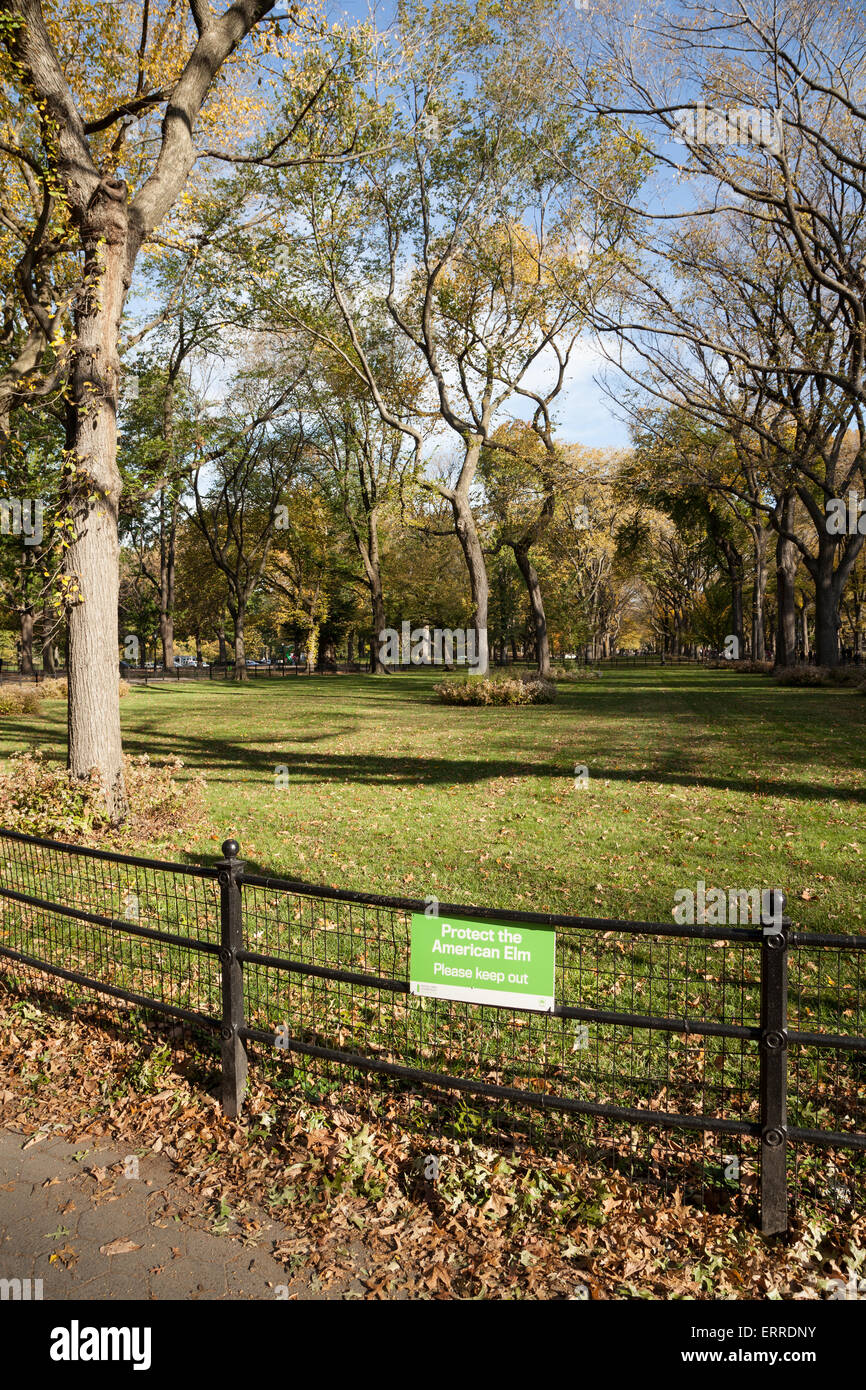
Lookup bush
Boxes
[706,658,773,675]
[0,751,108,837]
[549,664,602,681]
[39,678,68,699]
[434,675,557,706]
[0,677,130,716]
[0,750,206,846]
[0,683,44,716]
[772,663,865,687]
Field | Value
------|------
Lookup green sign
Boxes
[409,912,556,1012]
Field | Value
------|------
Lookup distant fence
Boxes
[0,668,67,684]
[121,661,310,682]
[118,661,376,682]
[0,829,862,1234]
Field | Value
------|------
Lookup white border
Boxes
[410,981,554,1012]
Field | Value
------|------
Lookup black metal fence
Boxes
[0,827,862,1234]
[119,661,312,682]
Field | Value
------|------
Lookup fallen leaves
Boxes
[50,1245,77,1268]
[99,1238,142,1256]
[1,972,861,1303]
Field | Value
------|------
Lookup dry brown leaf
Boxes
[99,1238,142,1256]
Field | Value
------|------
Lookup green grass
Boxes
[2,665,864,932]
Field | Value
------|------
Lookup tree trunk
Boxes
[797,600,810,659]
[41,599,56,675]
[195,629,203,667]
[318,639,337,672]
[232,609,248,681]
[19,606,34,676]
[217,616,228,665]
[159,501,177,668]
[798,501,863,668]
[369,573,388,674]
[64,210,128,823]
[451,489,489,675]
[775,525,799,668]
[512,544,551,678]
[158,384,179,670]
[349,505,389,674]
[751,526,768,660]
[813,568,840,668]
[160,610,175,671]
[716,534,744,652]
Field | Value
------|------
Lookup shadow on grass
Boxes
[112,733,866,805]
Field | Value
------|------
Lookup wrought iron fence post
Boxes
[218,838,248,1118]
[759,888,789,1235]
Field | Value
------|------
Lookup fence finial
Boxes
[222,839,240,861]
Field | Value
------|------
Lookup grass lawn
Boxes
[2,665,864,932]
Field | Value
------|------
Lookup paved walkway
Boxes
[0,1128,338,1300]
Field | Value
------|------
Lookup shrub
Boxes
[434,675,556,706]
[549,664,602,681]
[0,683,44,716]
[39,678,68,699]
[0,750,108,838]
[0,676,130,716]
[772,663,865,687]
[0,750,206,846]
[706,658,773,675]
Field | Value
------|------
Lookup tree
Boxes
[0,0,286,818]
[191,380,308,679]
[566,0,866,666]
[298,341,419,673]
[257,0,640,675]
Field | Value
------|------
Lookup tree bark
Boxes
[1,0,278,825]
[64,216,128,821]
[797,598,810,659]
[19,605,34,676]
[359,509,389,674]
[41,599,56,675]
[751,526,768,660]
[775,522,799,669]
[231,606,248,680]
[157,489,178,673]
[813,565,841,668]
[512,544,550,678]
[158,382,179,671]
[452,490,489,675]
